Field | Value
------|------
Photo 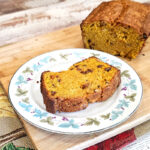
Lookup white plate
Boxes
[8,48,143,134]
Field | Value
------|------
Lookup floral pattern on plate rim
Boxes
[9,49,142,133]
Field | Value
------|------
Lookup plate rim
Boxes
[8,48,143,134]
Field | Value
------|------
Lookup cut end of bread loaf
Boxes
[81,22,146,59]
[81,0,150,59]
[41,57,121,113]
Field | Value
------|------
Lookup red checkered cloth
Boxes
[86,129,136,150]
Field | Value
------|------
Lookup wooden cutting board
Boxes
[0,26,150,150]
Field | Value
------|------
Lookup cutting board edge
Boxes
[68,113,150,150]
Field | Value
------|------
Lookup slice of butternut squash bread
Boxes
[41,57,121,113]
[81,0,150,59]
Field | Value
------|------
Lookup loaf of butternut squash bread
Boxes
[41,57,121,113]
[81,0,150,59]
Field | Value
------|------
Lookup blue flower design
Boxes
[124,80,137,90]
[33,63,43,71]
[110,60,122,67]
[33,109,48,118]
[74,52,84,58]
[100,56,107,62]
[19,102,32,112]
[15,75,27,85]
[59,119,79,128]
[40,56,50,63]
[111,111,123,120]
[116,99,130,109]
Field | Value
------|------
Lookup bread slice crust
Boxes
[41,57,121,113]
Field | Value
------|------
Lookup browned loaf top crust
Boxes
[82,0,150,36]
[40,57,121,114]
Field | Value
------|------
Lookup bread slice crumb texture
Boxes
[82,21,145,59]
[42,57,118,99]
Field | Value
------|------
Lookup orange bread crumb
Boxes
[81,0,150,59]
[41,57,121,113]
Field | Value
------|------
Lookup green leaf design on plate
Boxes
[49,58,56,62]
[16,88,28,96]
[40,116,54,125]
[125,93,136,102]
[116,66,121,69]
[22,67,33,74]
[121,70,130,78]
[90,53,100,57]
[84,118,100,126]
[1,143,33,150]
[22,97,29,104]
[101,113,110,120]
[60,54,69,60]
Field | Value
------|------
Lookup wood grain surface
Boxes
[0,0,100,47]
[0,26,150,150]
[0,0,68,15]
